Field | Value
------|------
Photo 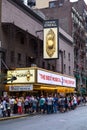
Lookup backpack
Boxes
[24,101,29,106]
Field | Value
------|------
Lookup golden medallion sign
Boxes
[43,19,59,59]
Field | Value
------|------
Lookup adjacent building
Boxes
[38,0,87,91]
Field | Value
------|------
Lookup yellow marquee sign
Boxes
[7,69,35,84]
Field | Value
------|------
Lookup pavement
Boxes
[0,103,87,121]
[0,112,38,121]
[0,113,30,121]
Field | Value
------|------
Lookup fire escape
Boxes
[73,23,86,91]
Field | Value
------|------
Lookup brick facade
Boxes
[0,0,74,93]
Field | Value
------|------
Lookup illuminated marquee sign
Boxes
[7,69,35,83]
[37,70,76,88]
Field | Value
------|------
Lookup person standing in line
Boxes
[0,99,3,117]
[32,96,38,113]
[53,94,58,113]
[17,98,22,114]
[2,98,7,117]
[39,95,45,114]
[73,95,77,109]
[47,95,53,114]
[24,98,29,113]
[6,99,11,117]
[9,96,15,114]
[13,98,18,114]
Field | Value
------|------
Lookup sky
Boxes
[70,0,87,5]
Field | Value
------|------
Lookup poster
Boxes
[43,19,59,59]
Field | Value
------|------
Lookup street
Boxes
[0,106,87,130]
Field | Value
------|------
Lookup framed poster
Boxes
[43,19,59,59]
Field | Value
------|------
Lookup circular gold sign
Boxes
[46,29,56,57]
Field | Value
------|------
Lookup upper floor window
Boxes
[47,63,50,70]
[10,51,14,63]
[52,65,55,71]
[69,66,71,75]
[27,0,36,7]
[20,36,24,44]
[26,56,30,67]
[68,53,70,61]
[17,53,21,63]
[49,2,55,8]
[42,62,45,69]
[64,64,66,73]
[59,3,63,7]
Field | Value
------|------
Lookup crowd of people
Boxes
[0,93,87,117]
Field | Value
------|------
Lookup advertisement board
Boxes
[43,19,59,59]
[37,69,76,88]
[9,85,33,91]
[7,69,35,83]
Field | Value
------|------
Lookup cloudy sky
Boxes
[70,0,87,5]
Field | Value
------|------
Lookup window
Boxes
[69,66,71,75]
[26,56,30,67]
[17,53,21,63]
[59,3,63,7]
[52,65,55,71]
[27,0,36,7]
[20,36,24,44]
[49,2,55,8]
[42,62,45,69]
[64,64,66,73]
[47,63,50,70]
[10,51,14,63]
[68,53,70,61]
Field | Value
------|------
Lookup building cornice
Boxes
[59,27,73,45]
[7,0,44,23]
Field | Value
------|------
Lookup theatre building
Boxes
[5,67,76,96]
[0,0,75,95]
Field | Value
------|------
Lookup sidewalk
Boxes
[0,113,30,121]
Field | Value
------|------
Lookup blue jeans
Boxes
[53,104,57,113]
[47,105,53,114]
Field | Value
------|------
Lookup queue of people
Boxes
[0,94,87,117]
